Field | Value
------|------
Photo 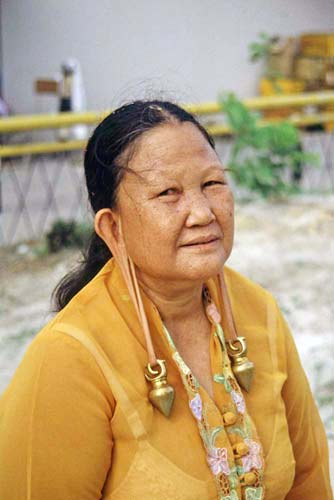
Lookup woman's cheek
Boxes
[149,204,184,235]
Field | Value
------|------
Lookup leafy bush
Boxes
[46,219,92,253]
[219,93,319,198]
[248,32,284,83]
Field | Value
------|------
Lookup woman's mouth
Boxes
[180,236,221,249]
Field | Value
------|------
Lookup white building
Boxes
[2,0,334,114]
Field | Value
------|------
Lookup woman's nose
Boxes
[184,191,216,227]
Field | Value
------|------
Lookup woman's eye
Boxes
[158,188,177,197]
[204,180,225,187]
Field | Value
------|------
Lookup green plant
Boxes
[219,93,319,198]
[248,32,282,82]
[46,219,92,253]
[249,32,277,63]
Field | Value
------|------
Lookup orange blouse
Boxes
[0,259,332,499]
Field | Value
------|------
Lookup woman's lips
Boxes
[180,237,221,249]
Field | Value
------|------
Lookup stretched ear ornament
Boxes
[226,337,254,392]
[107,219,175,417]
[145,360,175,417]
[218,272,254,392]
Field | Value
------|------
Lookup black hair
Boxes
[52,99,216,311]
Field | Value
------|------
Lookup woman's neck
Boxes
[138,274,206,328]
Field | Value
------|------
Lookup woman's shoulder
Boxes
[33,257,118,350]
[1,260,118,405]
[5,258,128,397]
[223,264,277,317]
[222,265,291,357]
[1,313,115,413]
[224,264,270,295]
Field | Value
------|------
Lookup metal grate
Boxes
[300,131,334,190]
[0,152,91,246]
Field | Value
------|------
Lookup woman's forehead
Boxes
[126,122,221,180]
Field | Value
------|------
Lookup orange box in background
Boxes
[35,79,59,94]
[300,33,334,58]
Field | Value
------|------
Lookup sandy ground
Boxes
[0,194,333,476]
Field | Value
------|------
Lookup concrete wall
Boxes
[2,0,334,114]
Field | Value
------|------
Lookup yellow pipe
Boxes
[187,91,334,114]
[206,112,334,136]
[283,112,334,127]
[246,91,334,109]
[0,111,106,133]
[0,140,86,158]
[0,91,333,133]
[1,113,332,158]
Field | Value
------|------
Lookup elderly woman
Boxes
[0,101,332,500]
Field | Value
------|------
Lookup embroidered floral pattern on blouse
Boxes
[213,373,232,393]
[222,491,239,500]
[242,439,263,472]
[217,472,231,495]
[231,390,246,414]
[245,486,264,500]
[189,393,202,421]
[161,288,265,500]
[186,372,199,392]
[207,446,230,475]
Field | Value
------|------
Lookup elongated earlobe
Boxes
[95,214,173,416]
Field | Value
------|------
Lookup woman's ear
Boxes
[94,209,119,252]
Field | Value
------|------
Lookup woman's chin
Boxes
[177,253,228,282]
[137,247,232,284]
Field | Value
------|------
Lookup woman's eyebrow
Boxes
[124,168,174,189]
[124,167,157,185]
[128,163,227,185]
[202,164,227,174]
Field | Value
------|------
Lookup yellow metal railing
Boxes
[0,140,87,158]
[0,91,333,158]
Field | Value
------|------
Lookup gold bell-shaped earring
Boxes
[145,359,175,417]
[226,337,254,392]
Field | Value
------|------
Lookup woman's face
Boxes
[115,121,234,285]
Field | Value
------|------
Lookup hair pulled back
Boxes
[52,99,216,311]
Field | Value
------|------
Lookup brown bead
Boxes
[222,411,237,426]
[233,442,249,457]
[244,472,257,485]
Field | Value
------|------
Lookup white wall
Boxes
[2,0,334,114]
